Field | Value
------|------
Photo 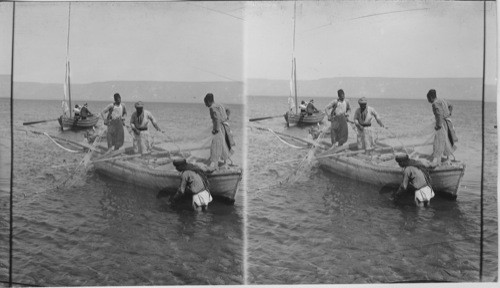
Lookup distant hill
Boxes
[0,76,243,104]
[0,75,496,102]
[247,77,497,102]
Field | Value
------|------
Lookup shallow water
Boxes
[0,98,244,286]
[247,96,497,283]
[0,96,497,285]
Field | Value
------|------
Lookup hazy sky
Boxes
[0,1,245,83]
[0,1,497,85]
[245,0,497,84]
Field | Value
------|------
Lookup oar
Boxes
[249,115,282,122]
[23,118,59,126]
[21,128,104,152]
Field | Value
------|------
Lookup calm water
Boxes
[1,96,498,285]
[0,98,244,286]
[247,96,498,283]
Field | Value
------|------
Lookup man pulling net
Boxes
[392,154,435,207]
[171,158,213,211]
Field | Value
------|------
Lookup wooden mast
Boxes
[66,2,72,118]
[292,0,298,114]
[293,58,297,114]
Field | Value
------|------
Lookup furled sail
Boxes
[288,58,296,112]
[61,2,72,117]
[62,59,70,116]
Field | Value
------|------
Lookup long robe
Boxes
[432,98,457,159]
[102,103,126,150]
[326,99,351,146]
[107,118,124,150]
[330,114,348,146]
[209,103,235,164]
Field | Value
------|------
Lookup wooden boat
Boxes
[316,143,466,199]
[284,111,325,126]
[93,148,242,204]
[58,114,99,130]
[58,3,98,131]
[283,1,325,127]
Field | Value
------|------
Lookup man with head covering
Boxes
[306,99,319,115]
[297,100,308,122]
[204,93,235,169]
[73,105,81,118]
[171,158,213,211]
[353,97,384,153]
[325,89,351,147]
[393,154,435,207]
[80,103,92,119]
[130,101,162,154]
[299,100,307,113]
[427,89,458,165]
[101,93,127,151]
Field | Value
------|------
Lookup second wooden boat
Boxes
[58,3,98,131]
[284,111,326,126]
[59,115,99,130]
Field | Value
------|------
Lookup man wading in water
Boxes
[171,159,213,211]
[392,154,435,207]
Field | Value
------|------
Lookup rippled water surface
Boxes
[247,96,497,284]
[0,98,244,286]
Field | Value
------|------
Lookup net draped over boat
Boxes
[153,127,214,163]
[375,117,440,161]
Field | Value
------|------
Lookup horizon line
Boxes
[246,95,497,102]
[0,96,494,103]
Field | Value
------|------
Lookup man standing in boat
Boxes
[324,89,351,147]
[306,99,319,115]
[299,101,307,114]
[73,105,81,119]
[80,103,92,120]
[353,97,385,153]
[204,93,235,169]
[392,154,435,207]
[101,93,127,151]
[130,101,162,154]
[171,158,213,211]
[298,100,308,122]
[427,89,457,165]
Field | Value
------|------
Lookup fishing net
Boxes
[277,117,440,185]
[274,124,330,184]
[375,117,436,160]
[152,126,213,163]
[56,126,108,188]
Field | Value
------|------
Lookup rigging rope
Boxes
[43,132,80,153]
[267,128,307,149]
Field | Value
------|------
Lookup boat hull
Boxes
[317,152,465,199]
[94,159,242,204]
[284,111,325,125]
[59,115,99,129]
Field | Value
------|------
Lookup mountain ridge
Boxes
[0,75,496,102]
